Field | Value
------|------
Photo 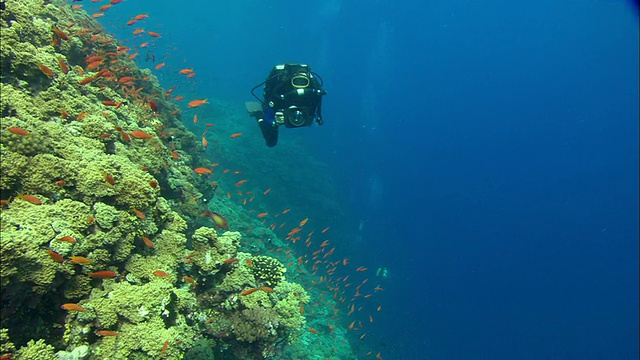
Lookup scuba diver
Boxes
[246,64,327,147]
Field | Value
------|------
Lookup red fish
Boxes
[187,99,208,108]
[88,270,117,278]
[129,131,153,139]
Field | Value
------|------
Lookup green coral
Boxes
[0,145,28,190]
[14,339,57,360]
[191,228,240,273]
[251,255,287,287]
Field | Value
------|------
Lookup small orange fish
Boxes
[235,179,247,186]
[56,57,68,74]
[133,28,145,35]
[241,288,259,296]
[257,212,268,218]
[307,327,319,334]
[140,41,149,48]
[153,270,169,277]
[96,330,119,336]
[179,68,193,74]
[134,13,149,20]
[142,236,154,248]
[88,270,117,278]
[321,227,330,233]
[129,131,154,139]
[70,256,92,265]
[223,258,238,264]
[263,188,271,195]
[173,95,184,101]
[147,31,161,37]
[7,126,30,136]
[92,13,104,18]
[260,286,275,293]
[18,194,42,205]
[48,249,64,263]
[299,217,309,227]
[193,114,198,124]
[103,173,115,185]
[193,167,212,175]
[57,236,77,244]
[131,208,146,219]
[187,99,208,108]
[154,62,165,70]
[161,340,169,354]
[229,132,242,138]
[183,275,196,285]
[37,63,55,78]
[61,303,86,312]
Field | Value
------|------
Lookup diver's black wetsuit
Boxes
[251,64,326,147]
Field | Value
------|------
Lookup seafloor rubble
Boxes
[0,0,315,358]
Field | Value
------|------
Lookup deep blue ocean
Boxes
[91,0,638,358]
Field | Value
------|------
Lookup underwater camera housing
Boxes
[283,104,312,128]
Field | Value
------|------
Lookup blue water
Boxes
[95,0,638,358]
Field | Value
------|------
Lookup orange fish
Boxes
[235,179,247,187]
[57,236,77,244]
[102,173,116,185]
[96,330,119,336]
[187,99,208,108]
[92,13,104,18]
[129,131,154,139]
[299,217,309,227]
[257,212,268,218]
[61,303,86,312]
[142,236,154,248]
[223,258,238,264]
[37,63,55,78]
[70,256,92,265]
[17,194,41,205]
[229,132,242,138]
[173,95,184,101]
[155,62,165,70]
[307,328,319,334]
[321,227,330,233]
[241,288,259,296]
[263,188,271,195]
[140,41,149,48]
[7,126,30,136]
[260,286,275,293]
[161,341,169,354]
[183,275,196,285]
[48,249,64,263]
[193,167,212,175]
[147,31,161,37]
[153,270,169,277]
[133,28,145,35]
[56,57,68,74]
[88,270,117,278]
[134,14,149,20]
[193,114,198,123]
[202,135,208,148]
[179,68,193,74]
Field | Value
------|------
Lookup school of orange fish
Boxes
[5,1,387,359]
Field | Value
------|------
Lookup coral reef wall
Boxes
[0,0,315,359]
